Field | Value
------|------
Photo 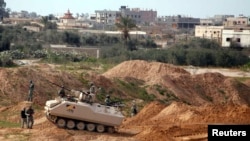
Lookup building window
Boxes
[226,38,231,42]
[237,38,241,42]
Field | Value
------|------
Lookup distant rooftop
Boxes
[60,9,75,19]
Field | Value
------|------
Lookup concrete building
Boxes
[200,19,215,26]
[222,27,250,47]
[213,15,234,25]
[94,10,120,25]
[93,6,157,25]
[195,26,224,41]
[223,16,249,27]
[157,15,200,29]
[120,6,157,25]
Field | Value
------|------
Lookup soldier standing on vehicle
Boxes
[89,82,96,94]
[21,107,27,128]
[88,82,96,103]
[25,106,34,129]
[28,80,34,102]
[58,86,66,98]
[105,95,111,106]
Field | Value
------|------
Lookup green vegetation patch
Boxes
[0,120,20,128]
[115,78,155,101]
[4,132,31,141]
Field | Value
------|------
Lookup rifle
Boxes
[45,79,71,91]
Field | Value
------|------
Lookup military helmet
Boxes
[90,82,94,86]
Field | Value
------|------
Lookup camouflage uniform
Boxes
[28,80,34,102]
[58,86,66,98]
[131,103,137,117]
[105,95,111,106]
[88,83,96,103]
[21,108,27,128]
[25,106,34,129]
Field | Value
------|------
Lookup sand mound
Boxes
[103,60,189,84]
[121,101,250,141]
[103,60,250,106]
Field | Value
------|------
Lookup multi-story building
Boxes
[94,10,120,25]
[195,25,250,47]
[93,6,157,25]
[157,15,200,29]
[195,25,224,41]
[199,15,235,26]
[223,15,248,27]
[213,15,234,25]
[200,19,215,26]
[222,27,250,47]
[119,6,157,25]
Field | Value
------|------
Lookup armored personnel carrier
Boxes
[44,91,125,133]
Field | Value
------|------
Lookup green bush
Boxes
[0,52,14,67]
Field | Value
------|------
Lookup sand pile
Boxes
[103,60,250,106]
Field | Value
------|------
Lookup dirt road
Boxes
[183,66,250,77]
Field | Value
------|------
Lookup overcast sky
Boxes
[5,0,250,18]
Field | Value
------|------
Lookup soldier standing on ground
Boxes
[131,101,137,117]
[25,106,34,129]
[21,107,27,128]
[28,80,34,102]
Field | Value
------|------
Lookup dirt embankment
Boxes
[103,60,250,106]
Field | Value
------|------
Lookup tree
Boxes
[40,16,57,30]
[115,16,137,43]
[0,0,7,20]
[40,16,49,29]
[62,31,80,46]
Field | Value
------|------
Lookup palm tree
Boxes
[40,16,57,30]
[40,16,48,30]
[115,16,137,44]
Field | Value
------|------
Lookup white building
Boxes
[58,10,76,28]
[195,25,224,41]
[57,10,92,29]
[222,27,250,47]
[95,10,119,24]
